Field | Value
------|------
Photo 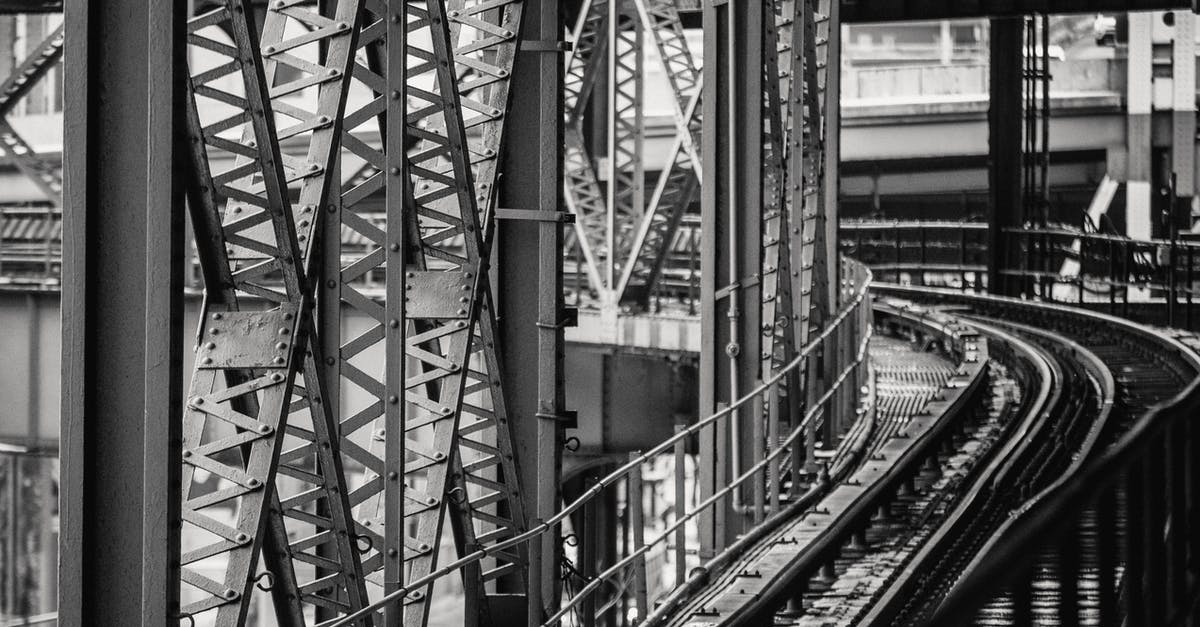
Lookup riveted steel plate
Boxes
[196,306,299,369]
[406,270,475,319]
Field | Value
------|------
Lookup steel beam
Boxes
[60,1,186,625]
[498,0,565,621]
[839,0,1192,22]
[699,0,765,556]
[988,17,1023,296]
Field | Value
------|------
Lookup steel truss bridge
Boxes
[4,0,1200,626]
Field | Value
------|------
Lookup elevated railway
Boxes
[6,0,1200,624]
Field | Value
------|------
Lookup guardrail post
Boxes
[768,384,781,514]
[715,401,729,553]
[752,385,766,523]
[582,478,599,627]
[674,424,688,586]
[528,518,543,627]
[629,452,649,623]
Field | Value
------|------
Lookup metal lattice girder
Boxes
[760,0,795,401]
[441,0,533,618]
[563,0,612,292]
[564,123,610,290]
[0,22,62,116]
[398,1,530,625]
[179,1,367,623]
[565,0,609,123]
[324,1,404,624]
[606,0,645,284]
[786,0,832,453]
[0,23,64,204]
[616,0,702,305]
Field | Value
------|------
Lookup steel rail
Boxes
[860,316,1080,625]
[319,263,873,627]
[932,354,1200,624]
[870,283,1200,624]
[544,329,872,626]
[650,300,989,626]
[700,302,992,626]
[874,284,1200,377]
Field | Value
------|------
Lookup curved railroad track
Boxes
[863,284,1200,626]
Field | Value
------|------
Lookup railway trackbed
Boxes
[863,285,1200,626]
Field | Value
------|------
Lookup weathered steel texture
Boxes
[326,2,405,624]
[60,1,186,625]
[784,0,832,451]
[759,0,800,471]
[178,1,367,623]
[397,1,531,625]
[699,0,768,555]
[0,23,63,205]
[497,0,565,620]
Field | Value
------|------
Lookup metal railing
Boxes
[323,259,874,627]
[841,219,1200,331]
[0,207,59,287]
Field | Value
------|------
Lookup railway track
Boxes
[651,287,1200,626]
[862,285,1200,626]
[782,309,1061,626]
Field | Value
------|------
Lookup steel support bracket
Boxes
[714,275,762,301]
[535,307,579,330]
[495,208,576,224]
[536,409,578,428]
[521,39,573,52]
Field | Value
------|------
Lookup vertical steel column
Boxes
[1171,11,1195,230]
[823,0,840,301]
[700,0,764,555]
[498,0,565,619]
[60,1,186,624]
[988,18,1023,296]
[1127,12,1154,242]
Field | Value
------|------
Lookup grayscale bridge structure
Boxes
[2,1,1200,626]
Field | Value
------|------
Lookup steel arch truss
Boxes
[564,0,701,309]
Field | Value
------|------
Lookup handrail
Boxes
[546,330,872,625]
[322,260,874,627]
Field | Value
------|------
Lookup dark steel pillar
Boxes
[824,0,841,301]
[60,1,186,625]
[988,17,1023,296]
[498,0,566,619]
[699,0,764,556]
